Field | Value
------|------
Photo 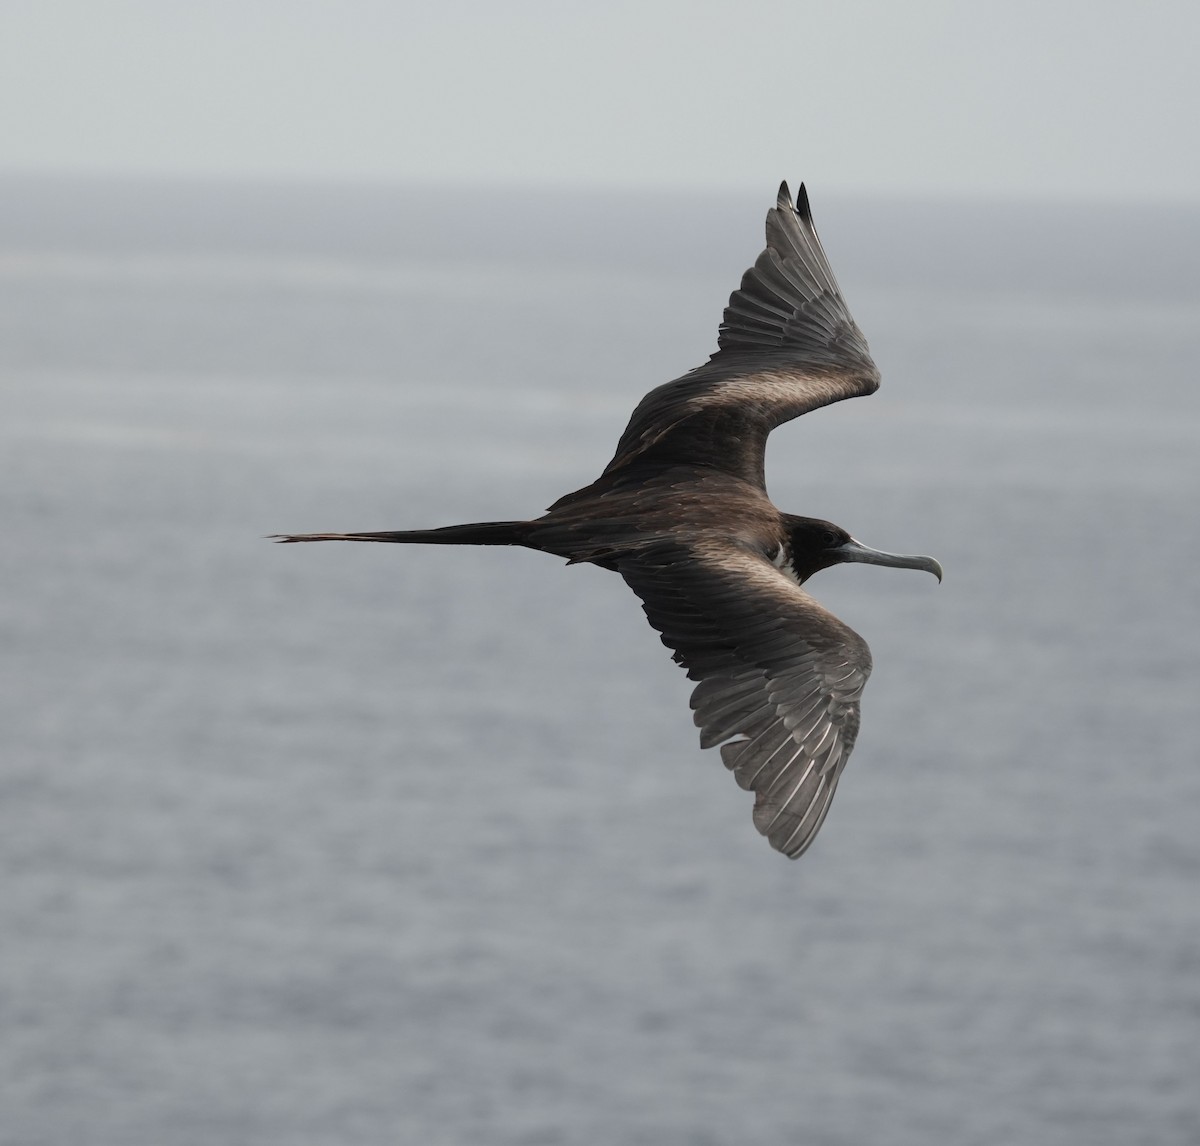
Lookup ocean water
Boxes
[2,176,1198,1145]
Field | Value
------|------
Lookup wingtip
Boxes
[795,182,812,224]
[775,181,813,225]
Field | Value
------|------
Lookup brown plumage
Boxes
[274,182,942,859]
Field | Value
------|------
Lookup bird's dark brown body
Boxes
[276,183,941,859]
[527,464,793,570]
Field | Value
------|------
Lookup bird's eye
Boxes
[822,530,840,546]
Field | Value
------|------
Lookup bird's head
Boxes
[783,516,943,585]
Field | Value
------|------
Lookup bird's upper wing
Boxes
[618,540,872,858]
[604,183,880,489]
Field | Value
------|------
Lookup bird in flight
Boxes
[275,182,942,859]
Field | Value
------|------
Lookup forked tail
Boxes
[271,520,533,546]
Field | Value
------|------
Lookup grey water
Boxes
[2,175,1198,1145]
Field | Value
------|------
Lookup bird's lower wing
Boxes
[617,541,872,858]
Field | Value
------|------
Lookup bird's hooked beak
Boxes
[832,539,943,583]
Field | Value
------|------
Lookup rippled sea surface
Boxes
[2,177,1198,1144]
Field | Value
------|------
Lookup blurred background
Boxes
[2,3,1198,1143]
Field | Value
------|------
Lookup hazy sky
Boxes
[2,0,1197,202]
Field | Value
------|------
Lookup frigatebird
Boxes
[275,182,941,859]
